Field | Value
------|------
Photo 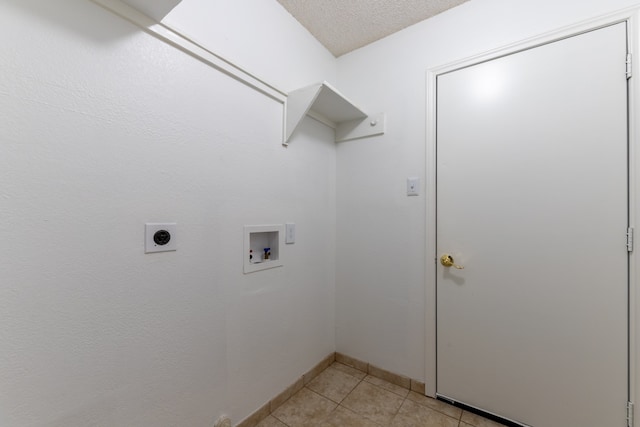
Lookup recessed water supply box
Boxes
[243,225,284,273]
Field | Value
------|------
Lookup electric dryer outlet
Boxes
[145,223,177,253]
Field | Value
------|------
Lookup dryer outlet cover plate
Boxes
[145,223,177,253]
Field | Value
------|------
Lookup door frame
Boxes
[424,6,640,420]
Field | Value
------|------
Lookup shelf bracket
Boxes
[283,81,385,145]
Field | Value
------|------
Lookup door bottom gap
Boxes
[436,395,531,427]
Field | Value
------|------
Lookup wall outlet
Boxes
[145,223,177,253]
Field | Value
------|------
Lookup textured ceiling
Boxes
[276,0,470,57]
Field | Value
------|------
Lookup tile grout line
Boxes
[318,372,391,427]
[275,368,471,427]
[334,361,470,427]
[253,354,480,427]
[331,361,459,426]
[347,371,404,426]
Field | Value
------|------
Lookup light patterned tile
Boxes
[270,377,304,412]
[272,388,337,427]
[331,362,367,380]
[341,380,404,425]
[307,366,361,403]
[303,353,336,385]
[391,399,459,427]
[406,391,462,419]
[364,375,409,398]
[255,415,288,427]
[410,379,426,394]
[236,401,270,427]
[315,405,381,427]
[368,364,411,389]
[335,353,369,372]
[461,410,508,427]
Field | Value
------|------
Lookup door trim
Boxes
[424,8,640,420]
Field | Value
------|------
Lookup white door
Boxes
[436,23,629,427]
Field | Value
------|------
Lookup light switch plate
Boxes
[285,223,296,244]
[407,177,420,196]
[145,223,177,253]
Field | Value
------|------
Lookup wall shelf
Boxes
[283,81,385,145]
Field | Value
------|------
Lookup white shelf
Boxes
[118,0,182,21]
[283,81,385,145]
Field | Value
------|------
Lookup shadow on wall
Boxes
[2,0,140,44]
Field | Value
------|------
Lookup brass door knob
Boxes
[440,254,464,269]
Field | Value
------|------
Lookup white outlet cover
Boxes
[407,177,420,196]
[145,223,177,253]
[285,223,296,244]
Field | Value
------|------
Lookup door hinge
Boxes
[627,228,634,252]
[627,53,632,79]
[628,401,634,427]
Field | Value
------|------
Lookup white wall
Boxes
[163,0,337,92]
[335,0,640,387]
[7,0,640,424]
[0,0,336,426]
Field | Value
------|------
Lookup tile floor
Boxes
[256,362,504,427]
